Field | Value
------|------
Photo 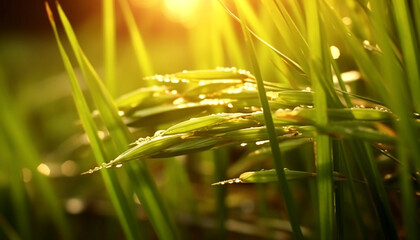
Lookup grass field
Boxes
[1,0,419,239]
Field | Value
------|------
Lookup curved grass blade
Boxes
[305,1,335,239]
[213,169,347,185]
[316,123,396,144]
[85,124,314,172]
[174,68,251,80]
[261,0,309,73]
[164,112,263,135]
[118,0,154,77]
[54,3,179,239]
[125,103,222,127]
[47,4,144,239]
[228,138,313,177]
[275,107,394,122]
[116,85,169,110]
[217,0,305,75]
[103,0,116,95]
[235,1,304,238]
[0,215,21,240]
[267,90,313,106]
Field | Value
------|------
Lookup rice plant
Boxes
[1,0,419,239]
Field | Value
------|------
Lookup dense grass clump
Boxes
[1,0,419,239]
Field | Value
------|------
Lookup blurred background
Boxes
[0,0,382,239]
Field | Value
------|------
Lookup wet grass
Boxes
[0,0,419,239]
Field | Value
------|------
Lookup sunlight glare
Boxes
[164,0,200,27]
[130,0,160,8]
[330,45,341,59]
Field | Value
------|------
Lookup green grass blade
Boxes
[54,3,179,239]
[213,168,346,185]
[261,0,309,73]
[209,1,225,67]
[0,215,21,240]
[275,107,394,122]
[228,138,313,177]
[305,1,334,239]
[369,2,420,238]
[336,141,368,239]
[0,82,31,240]
[399,147,419,240]
[391,0,420,112]
[46,4,142,239]
[213,148,229,239]
[389,3,420,237]
[103,0,116,95]
[217,0,305,75]
[118,0,154,77]
[330,56,352,108]
[2,141,30,240]
[359,142,398,239]
[235,1,303,238]
[320,2,390,101]
[0,58,72,239]
[216,3,246,68]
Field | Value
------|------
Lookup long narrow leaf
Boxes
[235,1,304,238]
[46,4,142,239]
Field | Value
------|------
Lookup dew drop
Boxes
[116,164,123,168]
[342,16,352,25]
[154,130,165,137]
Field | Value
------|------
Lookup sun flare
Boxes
[164,0,200,27]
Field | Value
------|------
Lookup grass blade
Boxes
[54,3,180,239]
[213,148,229,239]
[103,0,116,95]
[46,4,143,239]
[336,141,368,239]
[0,61,72,239]
[218,0,305,75]
[118,0,154,77]
[305,1,334,239]
[213,168,346,185]
[235,1,303,238]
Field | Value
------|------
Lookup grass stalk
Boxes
[213,148,229,239]
[103,0,116,95]
[360,142,398,239]
[0,215,21,240]
[52,3,179,239]
[370,2,420,238]
[3,140,30,240]
[0,89,31,240]
[46,4,143,239]
[0,65,72,240]
[391,0,420,113]
[217,4,246,68]
[305,1,334,239]
[235,1,303,239]
[337,141,367,239]
[330,57,352,107]
[118,0,154,77]
[399,148,419,240]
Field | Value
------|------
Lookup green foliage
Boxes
[1,0,419,239]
